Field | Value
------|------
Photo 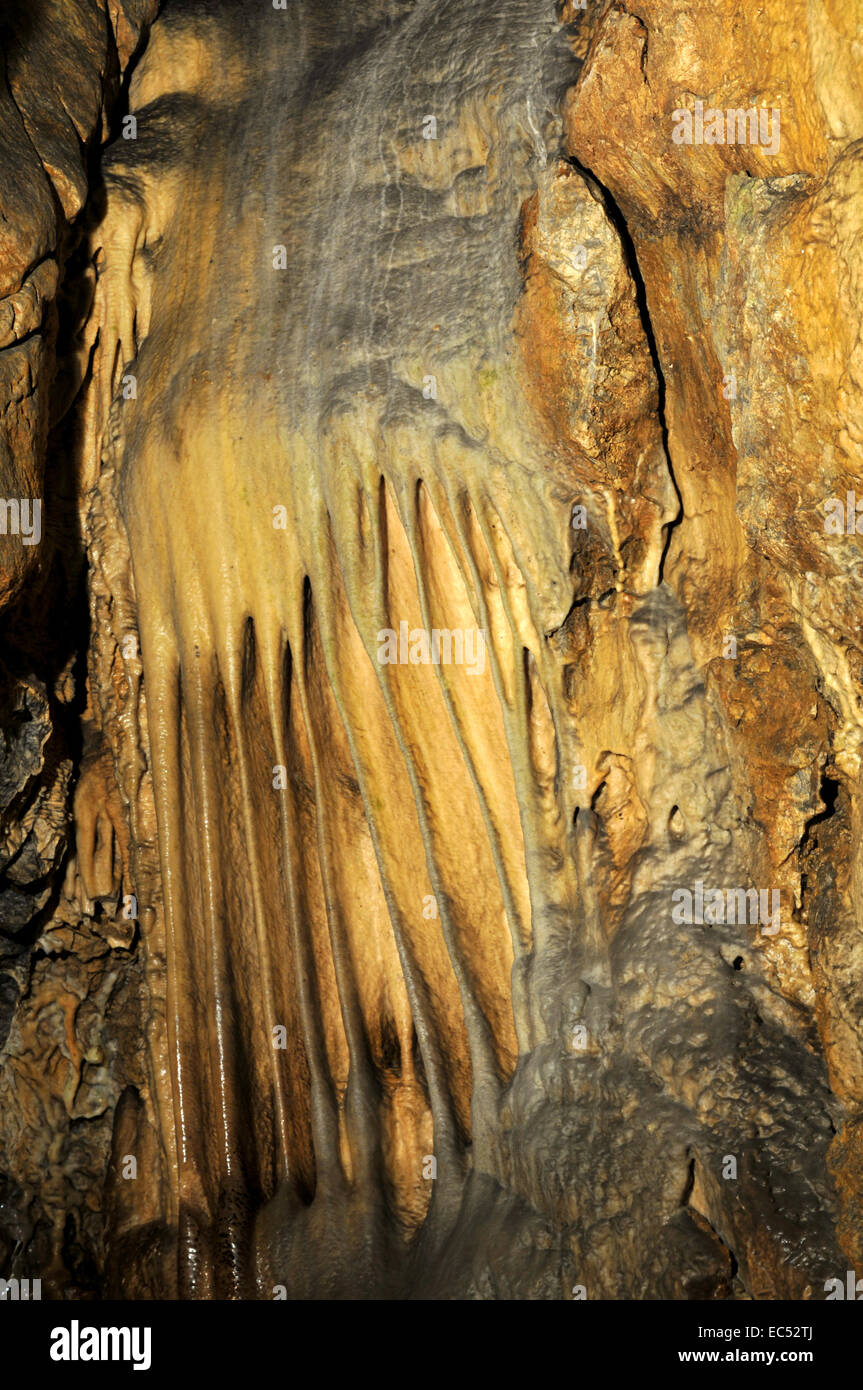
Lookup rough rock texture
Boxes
[0,0,158,1294]
[0,0,862,1299]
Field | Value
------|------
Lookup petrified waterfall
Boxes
[1,0,862,1308]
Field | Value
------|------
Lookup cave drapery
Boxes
[0,0,862,1301]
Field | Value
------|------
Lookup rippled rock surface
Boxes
[0,0,861,1300]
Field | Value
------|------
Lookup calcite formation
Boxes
[0,0,861,1300]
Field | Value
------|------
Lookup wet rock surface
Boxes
[0,0,860,1300]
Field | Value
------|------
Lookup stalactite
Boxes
[0,0,861,1307]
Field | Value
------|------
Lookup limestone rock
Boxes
[0,0,861,1303]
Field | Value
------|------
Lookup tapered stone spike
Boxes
[0,0,859,1304]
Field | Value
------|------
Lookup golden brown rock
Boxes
[0,0,862,1304]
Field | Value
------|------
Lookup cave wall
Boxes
[0,0,159,1294]
[0,0,861,1300]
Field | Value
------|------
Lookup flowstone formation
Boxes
[0,0,861,1300]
